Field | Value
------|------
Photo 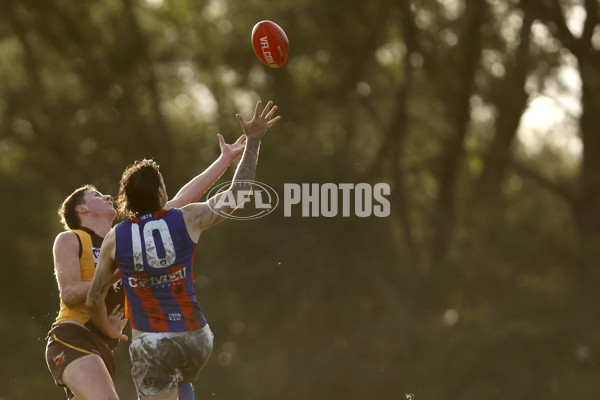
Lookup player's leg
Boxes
[178,382,195,400]
[130,328,212,400]
[130,332,180,400]
[62,354,119,400]
[175,326,213,400]
[138,386,178,400]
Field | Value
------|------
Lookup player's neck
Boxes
[80,216,114,238]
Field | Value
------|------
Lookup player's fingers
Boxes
[261,101,273,117]
[217,133,225,146]
[267,115,281,126]
[265,105,278,119]
[235,114,247,126]
[235,135,246,144]
[254,100,262,117]
[110,304,121,314]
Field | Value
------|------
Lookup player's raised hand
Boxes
[235,100,280,139]
[218,134,246,161]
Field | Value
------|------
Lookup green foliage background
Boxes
[1,0,599,398]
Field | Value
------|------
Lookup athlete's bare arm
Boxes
[86,228,128,341]
[53,232,92,308]
[164,135,246,210]
[181,100,280,241]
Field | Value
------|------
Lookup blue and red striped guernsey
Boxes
[114,208,206,332]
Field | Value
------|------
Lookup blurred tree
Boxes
[539,0,600,273]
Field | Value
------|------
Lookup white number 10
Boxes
[131,220,176,271]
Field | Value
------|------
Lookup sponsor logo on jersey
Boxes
[53,351,66,367]
[128,265,187,288]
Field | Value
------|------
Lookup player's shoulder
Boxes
[105,225,117,238]
[101,227,117,251]
[180,202,210,218]
[53,230,80,253]
[114,216,132,233]
[55,230,79,244]
[108,223,124,243]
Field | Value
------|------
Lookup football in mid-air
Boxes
[251,20,289,68]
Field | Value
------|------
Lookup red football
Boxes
[251,20,289,68]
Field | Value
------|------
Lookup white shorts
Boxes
[129,325,214,396]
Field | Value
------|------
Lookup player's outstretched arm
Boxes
[182,100,280,238]
[86,228,128,341]
[165,134,246,209]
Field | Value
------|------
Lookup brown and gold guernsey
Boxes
[53,228,126,347]
[53,228,100,325]
[46,227,126,396]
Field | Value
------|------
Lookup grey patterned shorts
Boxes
[129,325,214,396]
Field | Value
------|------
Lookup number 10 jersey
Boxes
[114,208,207,333]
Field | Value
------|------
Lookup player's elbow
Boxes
[85,295,100,317]
[60,289,83,309]
[62,298,79,309]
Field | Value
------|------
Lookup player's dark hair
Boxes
[58,184,98,230]
[116,159,163,218]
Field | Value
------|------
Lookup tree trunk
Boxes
[432,0,487,265]
[476,13,534,203]
[575,55,600,274]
